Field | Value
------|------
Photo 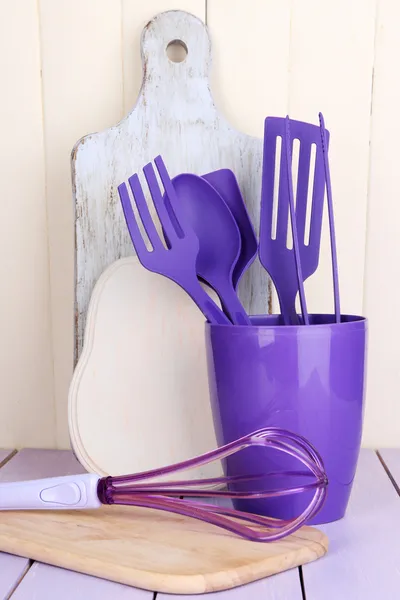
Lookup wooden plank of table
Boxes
[0,449,13,466]
[379,449,400,488]
[0,452,31,598]
[0,553,30,600]
[0,448,86,482]
[11,563,150,600]
[302,449,400,598]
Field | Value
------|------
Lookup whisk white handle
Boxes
[0,473,101,510]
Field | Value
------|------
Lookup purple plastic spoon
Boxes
[164,173,251,325]
[201,169,258,288]
[319,112,341,323]
[259,116,327,325]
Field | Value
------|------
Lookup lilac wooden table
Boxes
[0,447,399,599]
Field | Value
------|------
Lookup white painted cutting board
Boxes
[71,9,268,363]
[68,257,223,479]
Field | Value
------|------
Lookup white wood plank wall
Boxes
[0,0,395,448]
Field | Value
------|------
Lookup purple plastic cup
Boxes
[205,314,367,525]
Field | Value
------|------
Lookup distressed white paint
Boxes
[68,257,223,479]
[72,9,267,362]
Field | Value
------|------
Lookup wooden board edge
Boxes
[68,258,138,474]
[0,523,327,595]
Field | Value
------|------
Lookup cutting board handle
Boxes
[136,10,214,118]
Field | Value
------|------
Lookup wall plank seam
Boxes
[36,0,57,447]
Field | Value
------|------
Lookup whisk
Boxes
[0,428,327,542]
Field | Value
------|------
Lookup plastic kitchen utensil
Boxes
[201,169,258,287]
[319,112,341,323]
[118,156,230,326]
[0,428,327,543]
[165,173,251,325]
[284,116,309,325]
[259,116,327,324]
[206,313,367,525]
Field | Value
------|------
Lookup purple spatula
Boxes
[202,169,258,288]
[259,116,327,325]
[319,112,341,323]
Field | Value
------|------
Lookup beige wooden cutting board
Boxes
[68,257,223,480]
[0,505,328,594]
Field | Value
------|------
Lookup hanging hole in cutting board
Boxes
[166,39,188,63]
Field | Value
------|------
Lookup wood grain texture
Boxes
[0,552,30,600]
[0,0,54,449]
[11,562,150,600]
[38,0,124,449]
[0,504,327,595]
[288,0,376,318]
[362,0,400,447]
[72,9,268,364]
[302,449,400,598]
[166,495,303,598]
[68,257,223,479]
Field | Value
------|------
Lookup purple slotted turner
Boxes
[117,156,231,325]
[259,116,327,325]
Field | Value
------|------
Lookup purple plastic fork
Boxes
[259,116,327,325]
[319,112,341,323]
[117,156,231,325]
